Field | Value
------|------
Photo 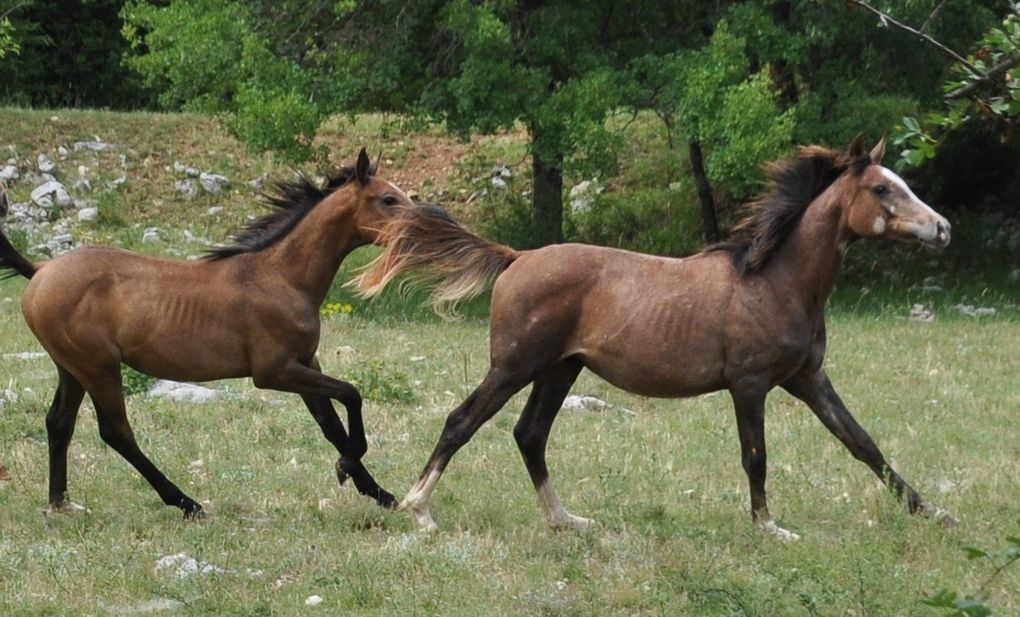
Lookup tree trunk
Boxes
[768,1,799,108]
[531,147,564,247]
[687,139,720,244]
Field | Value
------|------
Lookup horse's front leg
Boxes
[730,387,800,541]
[254,358,396,509]
[781,368,955,525]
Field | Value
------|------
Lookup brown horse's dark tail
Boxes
[0,225,37,280]
[351,204,518,316]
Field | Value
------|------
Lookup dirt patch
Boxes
[384,135,471,198]
[315,122,529,202]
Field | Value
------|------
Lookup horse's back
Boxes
[489,244,740,395]
[24,247,180,317]
[22,248,250,380]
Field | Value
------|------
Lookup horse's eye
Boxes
[382,195,401,207]
[872,185,887,196]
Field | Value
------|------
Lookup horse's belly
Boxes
[122,349,248,383]
[579,347,726,398]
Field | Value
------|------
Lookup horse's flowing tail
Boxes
[0,226,37,280]
[352,204,518,315]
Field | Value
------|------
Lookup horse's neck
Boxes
[263,205,364,306]
[768,190,851,314]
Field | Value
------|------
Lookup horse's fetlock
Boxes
[334,459,351,485]
[338,456,360,479]
[347,439,368,460]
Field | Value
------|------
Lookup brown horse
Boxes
[0,149,412,518]
[356,136,954,538]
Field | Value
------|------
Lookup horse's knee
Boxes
[96,419,131,449]
[512,419,532,448]
[513,420,546,455]
[437,412,479,451]
[45,412,75,443]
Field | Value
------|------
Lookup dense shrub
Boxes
[573,184,705,257]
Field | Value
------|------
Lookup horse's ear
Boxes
[869,136,887,164]
[846,133,867,158]
[356,148,371,186]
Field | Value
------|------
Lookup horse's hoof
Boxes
[375,488,398,510]
[182,503,205,520]
[924,505,959,528]
[43,501,88,517]
[398,498,438,533]
[937,511,959,528]
[549,512,596,532]
[761,519,801,542]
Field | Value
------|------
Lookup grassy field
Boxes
[0,295,1017,616]
[1,107,1018,615]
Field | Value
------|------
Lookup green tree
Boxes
[0,17,16,60]
[320,0,709,247]
[0,1,31,62]
[127,0,725,247]
[122,0,327,160]
[122,0,1012,246]
[628,21,795,242]
[1,0,151,109]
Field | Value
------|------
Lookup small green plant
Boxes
[347,359,416,404]
[121,365,155,396]
[320,302,354,319]
[922,524,1020,616]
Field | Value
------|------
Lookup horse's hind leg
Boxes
[512,358,590,530]
[86,376,202,518]
[781,368,953,525]
[45,366,86,511]
[300,392,396,509]
[400,370,526,531]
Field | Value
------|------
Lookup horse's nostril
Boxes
[936,220,951,243]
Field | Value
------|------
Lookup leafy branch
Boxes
[847,0,978,72]
[849,2,1020,169]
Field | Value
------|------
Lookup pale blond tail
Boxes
[351,204,518,316]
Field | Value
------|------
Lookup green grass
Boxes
[1,106,1018,614]
[1,283,1018,615]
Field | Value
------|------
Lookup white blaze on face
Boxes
[880,167,951,245]
[872,216,886,234]
[881,168,925,205]
[384,180,411,202]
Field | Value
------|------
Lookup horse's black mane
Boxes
[204,165,368,260]
[705,146,869,275]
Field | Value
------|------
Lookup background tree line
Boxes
[2,0,1018,248]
